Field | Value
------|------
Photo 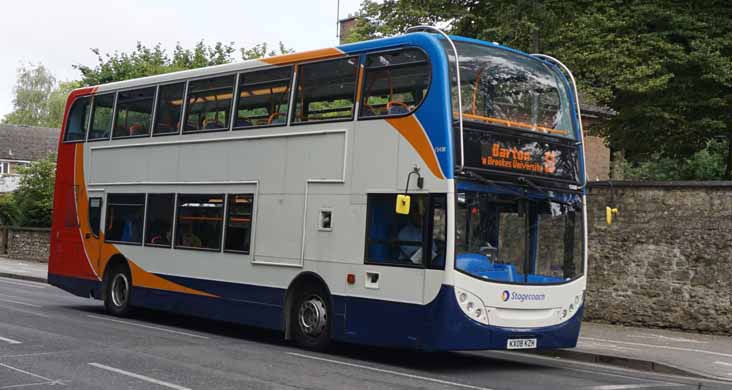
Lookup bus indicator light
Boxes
[346,274,355,285]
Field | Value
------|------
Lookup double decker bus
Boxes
[49,26,587,351]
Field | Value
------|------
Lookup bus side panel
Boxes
[136,273,287,331]
[130,287,285,331]
[334,295,428,349]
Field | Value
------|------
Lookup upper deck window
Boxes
[113,87,155,138]
[64,96,90,142]
[234,67,292,128]
[359,49,430,118]
[184,75,235,133]
[88,94,115,141]
[154,83,185,135]
[447,42,575,138]
[292,57,358,123]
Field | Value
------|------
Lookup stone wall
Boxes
[1,226,50,262]
[585,182,732,335]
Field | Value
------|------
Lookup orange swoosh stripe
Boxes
[127,261,217,298]
[261,48,344,65]
[386,116,445,180]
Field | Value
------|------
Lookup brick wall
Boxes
[585,182,732,335]
[584,135,610,181]
[3,226,51,262]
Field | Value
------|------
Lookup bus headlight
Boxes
[454,288,489,325]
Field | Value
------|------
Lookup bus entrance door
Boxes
[84,190,104,273]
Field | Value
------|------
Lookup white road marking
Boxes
[627,334,707,344]
[89,363,192,390]
[582,337,732,359]
[288,352,494,390]
[0,351,69,359]
[0,336,21,344]
[0,278,47,289]
[87,315,209,339]
[0,362,55,383]
[714,361,732,367]
[0,298,41,308]
[0,382,55,389]
[578,340,640,353]
[589,384,683,390]
[0,303,49,318]
[0,293,38,300]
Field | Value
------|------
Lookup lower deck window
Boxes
[105,194,145,244]
[145,194,175,247]
[224,194,254,253]
[175,194,224,250]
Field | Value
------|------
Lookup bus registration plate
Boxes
[507,338,537,349]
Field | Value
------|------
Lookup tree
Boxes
[2,64,56,126]
[349,0,732,179]
[12,154,56,227]
[44,81,82,129]
[241,42,293,60]
[76,41,293,86]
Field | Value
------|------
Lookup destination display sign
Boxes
[462,130,580,183]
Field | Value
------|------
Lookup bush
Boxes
[622,140,727,181]
[12,154,56,227]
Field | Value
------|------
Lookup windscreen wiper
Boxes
[517,176,543,192]
[464,171,527,198]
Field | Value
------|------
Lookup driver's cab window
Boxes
[455,192,528,281]
[365,194,446,267]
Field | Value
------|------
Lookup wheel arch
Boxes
[283,271,332,340]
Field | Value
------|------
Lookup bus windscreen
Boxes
[447,41,575,139]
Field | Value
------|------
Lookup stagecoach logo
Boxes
[501,290,511,302]
[501,290,546,303]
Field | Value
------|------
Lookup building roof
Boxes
[0,125,60,161]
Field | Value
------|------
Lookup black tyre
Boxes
[104,263,133,317]
[292,284,331,351]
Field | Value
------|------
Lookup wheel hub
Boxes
[298,296,327,337]
[110,273,129,308]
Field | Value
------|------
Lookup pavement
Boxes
[0,257,47,283]
[1,256,731,389]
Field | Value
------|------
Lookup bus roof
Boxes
[82,32,552,96]
[81,32,450,94]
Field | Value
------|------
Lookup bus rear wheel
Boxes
[292,285,331,351]
[104,263,133,317]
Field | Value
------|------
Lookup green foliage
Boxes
[2,64,81,129]
[12,155,56,227]
[622,140,727,181]
[0,194,20,226]
[351,0,732,180]
[2,64,56,126]
[241,42,293,60]
[76,41,293,86]
[45,80,81,128]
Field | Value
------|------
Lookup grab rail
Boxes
[531,53,588,188]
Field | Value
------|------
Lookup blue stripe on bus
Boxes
[49,273,582,351]
[339,32,455,179]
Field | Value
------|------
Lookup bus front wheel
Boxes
[292,285,331,350]
[104,263,133,317]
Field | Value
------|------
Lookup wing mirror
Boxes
[396,167,423,215]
